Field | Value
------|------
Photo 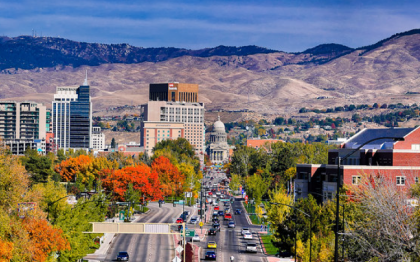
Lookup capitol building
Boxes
[207,116,230,163]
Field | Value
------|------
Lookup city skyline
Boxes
[0,0,419,52]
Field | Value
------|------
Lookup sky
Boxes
[1,0,420,52]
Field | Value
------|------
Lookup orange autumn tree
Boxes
[0,240,13,262]
[151,156,185,197]
[55,155,117,184]
[101,163,163,202]
[20,217,70,262]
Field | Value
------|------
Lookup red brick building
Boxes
[296,127,420,202]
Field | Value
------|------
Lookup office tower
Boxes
[52,77,92,151]
[91,126,105,150]
[140,83,205,156]
[0,101,47,140]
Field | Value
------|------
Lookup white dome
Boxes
[214,116,225,132]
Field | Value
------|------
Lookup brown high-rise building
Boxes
[149,83,199,103]
[141,83,204,156]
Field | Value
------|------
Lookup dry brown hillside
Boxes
[1,31,420,116]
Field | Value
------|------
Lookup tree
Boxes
[151,156,184,196]
[111,137,117,148]
[245,173,272,204]
[20,149,55,183]
[101,164,163,202]
[345,172,420,261]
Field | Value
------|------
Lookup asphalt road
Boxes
[105,203,193,262]
[199,170,265,262]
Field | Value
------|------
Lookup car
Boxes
[158,199,165,204]
[176,218,184,223]
[213,224,220,232]
[191,234,200,242]
[207,241,217,249]
[214,206,219,211]
[116,251,129,261]
[241,227,250,235]
[224,202,230,206]
[183,210,191,217]
[224,213,232,220]
[225,208,231,213]
[228,221,235,228]
[212,201,218,206]
[180,214,187,221]
[190,216,199,224]
[208,192,213,196]
[205,251,216,260]
[244,232,253,239]
[235,209,242,215]
[208,228,217,235]
[218,210,224,216]
[212,218,220,224]
[246,243,258,253]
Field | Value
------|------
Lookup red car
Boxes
[176,218,184,223]
[224,213,232,220]
[208,192,213,196]
[214,206,219,211]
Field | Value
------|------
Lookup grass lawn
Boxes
[260,234,278,255]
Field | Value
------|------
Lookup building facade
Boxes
[52,78,92,151]
[140,83,205,155]
[0,101,47,141]
[91,126,105,150]
[296,127,420,202]
[207,116,229,163]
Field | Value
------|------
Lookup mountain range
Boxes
[1,29,420,115]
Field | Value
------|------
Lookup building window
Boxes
[397,176,406,186]
[352,176,361,185]
[416,177,419,184]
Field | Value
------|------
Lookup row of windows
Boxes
[351,175,419,185]
[160,107,204,115]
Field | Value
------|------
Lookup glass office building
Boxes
[52,78,92,151]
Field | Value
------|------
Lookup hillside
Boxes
[0,29,420,116]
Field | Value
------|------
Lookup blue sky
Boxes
[1,0,419,52]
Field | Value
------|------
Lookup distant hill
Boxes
[1,29,420,117]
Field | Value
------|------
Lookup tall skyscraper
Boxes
[52,77,92,151]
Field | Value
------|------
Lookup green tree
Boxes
[21,149,55,183]
[111,138,117,148]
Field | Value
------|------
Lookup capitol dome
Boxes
[213,116,225,132]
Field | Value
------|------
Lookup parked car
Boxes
[246,243,258,253]
[208,228,217,235]
[205,251,216,260]
[228,221,235,228]
[116,251,129,261]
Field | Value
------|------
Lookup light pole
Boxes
[271,202,312,262]
[333,136,404,262]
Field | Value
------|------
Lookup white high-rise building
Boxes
[52,77,92,151]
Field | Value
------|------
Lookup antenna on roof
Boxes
[83,70,88,86]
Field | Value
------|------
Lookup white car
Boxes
[246,243,257,252]
[192,234,200,242]
[241,227,251,235]
[244,232,253,240]
[190,216,199,224]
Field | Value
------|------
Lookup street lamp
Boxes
[333,136,404,262]
[271,202,312,262]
